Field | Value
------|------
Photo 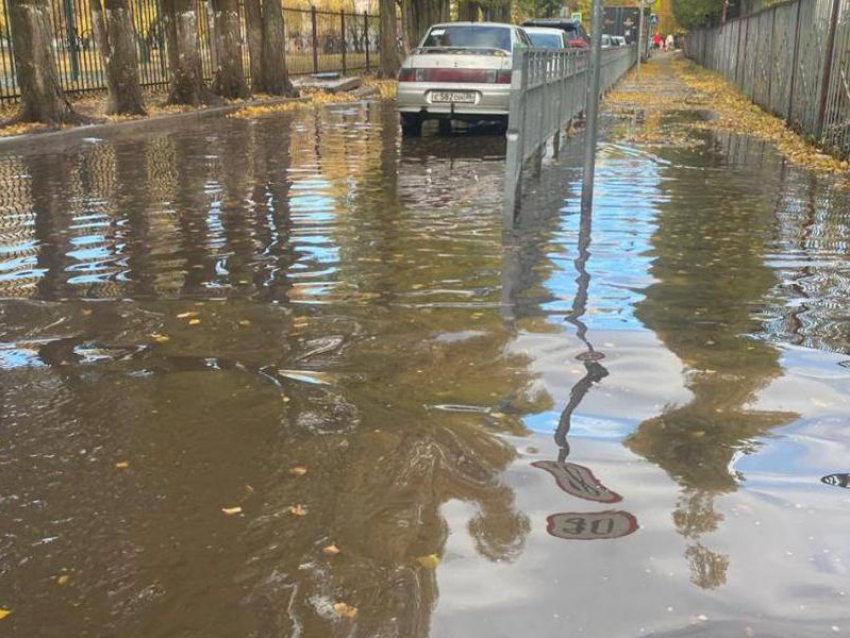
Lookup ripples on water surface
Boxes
[1,102,849,637]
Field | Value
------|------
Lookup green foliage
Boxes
[671,0,723,30]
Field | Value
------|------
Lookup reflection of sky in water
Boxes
[524,148,667,438]
[539,150,662,332]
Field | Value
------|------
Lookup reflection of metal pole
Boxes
[556,201,608,462]
[63,0,80,81]
[581,0,604,211]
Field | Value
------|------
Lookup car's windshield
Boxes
[528,32,563,48]
[421,25,512,51]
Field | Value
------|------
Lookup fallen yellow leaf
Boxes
[323,544,341,555]
[56,574,70,586]
[188,319,201,326]
[416,554,440,569]
[289,466,307,477]
[289,504,307,517]
[221,506,243,516]
[177,312,198,318]
[333,602,358,618]
[238,319,251,326]
[150,333,170,343]
[0,609,10,620]
[115,461,130,469]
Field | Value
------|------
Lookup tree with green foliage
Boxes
[671,0,722,30]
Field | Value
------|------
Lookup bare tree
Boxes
[211,0,249,98]
[91,0,147,115]
[244,0,297,95]
[2,0,84,126]
[379,0,400,78]
[162,0,211,105]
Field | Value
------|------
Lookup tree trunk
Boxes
[244,0,265,91]
[379,0,399,78]
[4,0,82,125]
[457,0,478,21]
[162,0,208,105]
[211,0,249,98]
[91,0,146,115]
[260,0,296,95]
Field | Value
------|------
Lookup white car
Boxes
[524,26,569,49]
[613,36,627,46]
[396,22,532,135]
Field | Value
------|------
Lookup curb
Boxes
[0,95,309,154]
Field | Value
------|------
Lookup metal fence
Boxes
[504,44,637,220]
[684,0,850,159]
[0,0,381,103]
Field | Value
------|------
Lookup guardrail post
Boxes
[503,50,526,226]
[311,6,319,74]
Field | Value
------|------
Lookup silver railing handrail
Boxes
[504,44,637,223]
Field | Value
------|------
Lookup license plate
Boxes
[431,91,476,104]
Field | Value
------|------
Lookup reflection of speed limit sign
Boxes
[546,511,638,540]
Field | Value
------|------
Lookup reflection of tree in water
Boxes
[236,106,538,636]
[627,154,799,589]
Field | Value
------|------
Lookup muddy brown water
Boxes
[1,102,849,637]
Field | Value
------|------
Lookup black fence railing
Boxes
[0,0,381,104]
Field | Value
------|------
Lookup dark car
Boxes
[521,18,590,48]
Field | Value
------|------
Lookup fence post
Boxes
[364,11,370,73]
[311,6,319,74]
[341,10,347,75]
[815,0,841,139]
[766,7,776,110]
[786,0,803,126]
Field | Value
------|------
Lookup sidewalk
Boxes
[604,52,850,181]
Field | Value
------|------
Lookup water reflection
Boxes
[1,99,850,636]
[627,126,802,589]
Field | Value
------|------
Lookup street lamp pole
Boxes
[637,0,645,80]
[580,0,604,210]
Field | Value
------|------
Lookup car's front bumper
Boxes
[397,82,511,119]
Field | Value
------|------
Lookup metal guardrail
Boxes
[684,0,850,159]
[504,44,637,221]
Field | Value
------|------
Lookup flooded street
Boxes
[1,86,850,637]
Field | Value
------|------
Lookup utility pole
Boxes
[581,0,604,211]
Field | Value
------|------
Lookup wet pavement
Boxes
[1,57,850,637]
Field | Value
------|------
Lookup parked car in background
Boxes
[613,36,627,46]
[396,22,531,135]
[601,34,613,48]
[524,26,569,49]
[521,18,589,48]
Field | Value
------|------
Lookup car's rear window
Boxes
[421,26,512,51]
[528,32,563,48]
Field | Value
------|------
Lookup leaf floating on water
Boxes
[289,466,307,477]
[56,574,70,586]
[188,319,201,326]
[333,602,358,618]
[289,504,307,517]
[177,312,198,319]
[150,333,170,343]
[0,609,10,620]
[416,554,440,569]
[115,461,130,470]
[222,506,243,516]
[238,320,251,326]
[323,544,341,555]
